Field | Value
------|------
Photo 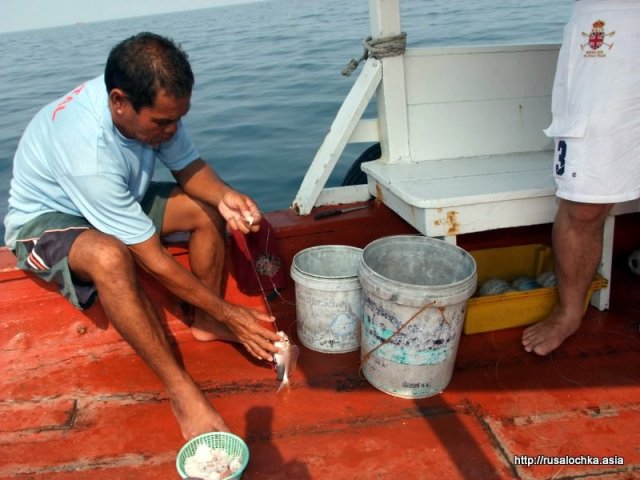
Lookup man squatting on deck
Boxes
[523,0,640,355]
[3,32,281,439]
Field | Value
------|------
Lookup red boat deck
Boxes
[1,203,639,479]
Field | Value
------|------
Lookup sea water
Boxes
[0,0,572,244]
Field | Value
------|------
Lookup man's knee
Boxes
[187,199,225,238]
[71,231,134,279]
[559,200,613,226]
[163,193,224,235]
[96,237,133,271]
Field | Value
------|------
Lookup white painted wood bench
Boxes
[362,44,560,239]
[292,0,639,311]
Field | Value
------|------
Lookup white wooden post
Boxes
[292,59,382,215]
[369,0,410,164]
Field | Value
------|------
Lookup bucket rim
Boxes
[359,235,477,304]
[292,244,363,280]
[362,234,473,258]
[358,261,477,307]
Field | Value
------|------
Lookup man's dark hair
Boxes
[104,32,194,111]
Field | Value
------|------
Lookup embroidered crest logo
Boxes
[581,19,615,57]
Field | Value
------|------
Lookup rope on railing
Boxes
[341,32,407,76]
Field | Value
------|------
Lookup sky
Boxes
[0,0,261,33]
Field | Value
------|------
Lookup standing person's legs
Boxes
[524,1,640,354]
[522,199,612,355]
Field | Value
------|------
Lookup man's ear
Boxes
[108,88,129,113]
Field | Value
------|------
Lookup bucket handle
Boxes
[361,300,445,368]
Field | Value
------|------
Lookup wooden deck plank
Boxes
[1,308,638,478]
[0,392,511,478]
[0,461,175,480]
[487,406,638,480]
[244,415,513,479]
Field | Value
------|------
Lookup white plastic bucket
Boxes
[358,235,477,398]
[291,245,363,353]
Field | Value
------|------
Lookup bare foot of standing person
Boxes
[521,200,612,356]
[521,307,582,355]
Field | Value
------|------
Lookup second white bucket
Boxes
[358,235,477,398]
[291,245,363,353]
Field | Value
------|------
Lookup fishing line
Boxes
[237,219,279,332]
[261,220,296,307]
[235,214,301,347]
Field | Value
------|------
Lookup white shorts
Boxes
[545,0,640,203]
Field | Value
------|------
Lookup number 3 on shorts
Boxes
[555,140,566,176]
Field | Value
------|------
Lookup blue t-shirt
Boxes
[4,75,199,249]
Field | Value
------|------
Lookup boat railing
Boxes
[292,0,409,214]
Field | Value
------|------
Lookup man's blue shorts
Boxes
[12,182,175,309]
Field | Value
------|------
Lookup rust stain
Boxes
[432,209,459,235]
[446,210,459,236]
[375,183,384,202]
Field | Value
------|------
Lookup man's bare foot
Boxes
[522,310,582,355]
[190,310,238,343]
[169,380,231,440]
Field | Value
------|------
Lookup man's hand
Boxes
[220,303,281,361]
[218,190,262,234]
[173,159,262,234]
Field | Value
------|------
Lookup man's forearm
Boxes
[173,159,231,207]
